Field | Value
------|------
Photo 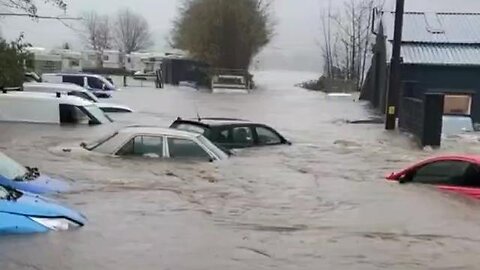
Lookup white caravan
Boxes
[23,82,133,113]
[0,92,112,125]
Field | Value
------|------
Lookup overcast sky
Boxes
[2,0,480,71]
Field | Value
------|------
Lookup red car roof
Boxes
[387,154,480,180]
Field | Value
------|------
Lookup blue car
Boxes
[0,182,86,234]
[0,152,70,194]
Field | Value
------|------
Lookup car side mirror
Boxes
[385,172,396,180]
[102,84,107,90]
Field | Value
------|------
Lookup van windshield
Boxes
[94,77,116,91]
[81,105,113,124]
[69,91,99,103]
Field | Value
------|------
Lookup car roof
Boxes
[423,155,480,164]
[176,117,253,127]
[43,73,103,79]
[23,82,87,92]
[0,91,93,106]
[119,125,202,139]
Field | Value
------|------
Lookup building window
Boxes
[444,95,472,116]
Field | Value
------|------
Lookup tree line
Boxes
[80,9,153,68]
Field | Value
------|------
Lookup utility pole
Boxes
[385,0,405,130]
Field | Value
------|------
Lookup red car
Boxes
[386,155,480,199]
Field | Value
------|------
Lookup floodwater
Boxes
[1,71,480,269]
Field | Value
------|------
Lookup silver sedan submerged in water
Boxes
[82,126,229,162]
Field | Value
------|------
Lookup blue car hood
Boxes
[0,174,71,195]
[0,193,86,225]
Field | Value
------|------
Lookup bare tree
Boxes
[80,11,112,67]
[319,0,379,90]
[114,8,153,54]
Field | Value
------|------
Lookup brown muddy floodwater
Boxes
[1,71,480,270]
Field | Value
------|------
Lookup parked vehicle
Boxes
[386,155,480,199]
[211,75,249,94]
[0,92,112,125]
[170,118,291,149]
[23,82,133,113]
[82,126,229,161]
[0,151,70,194]
[442,115,474,137]
[42,73,118,98]
[0,182,86,234]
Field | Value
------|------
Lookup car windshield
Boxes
[100,77,116,90]
[197,135,229,160]
[69,91,99,103]
[174,123,209,135]
[0,152,27,180]
[81,105,113,124]
[0,186,8,199]
[84,131,119,150]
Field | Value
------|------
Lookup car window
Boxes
[217,128,230,143]
[256,126,282,145]
[168,138,210,159]
[412,161,475,185]
[117,136,163,158]
[80,105,113,124]
[87,77,104,89]
[59,104,91,124]
[232,127,254,145]
[63,76,84,86]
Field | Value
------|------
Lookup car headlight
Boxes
[30,217,79,231]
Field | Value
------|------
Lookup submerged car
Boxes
[0,92,113,125]
[83,126,229,161]
[170,118,290,149]
[23,82,133,113]
[0,152,70,194]
[386,155,480,199]
[0,182,86,234]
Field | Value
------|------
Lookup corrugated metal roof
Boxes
[383,12,480,44]
[400,44,480,66]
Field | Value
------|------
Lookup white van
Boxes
[23,82,133,113]
[41,73,118,98]
[0,91,113,125]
